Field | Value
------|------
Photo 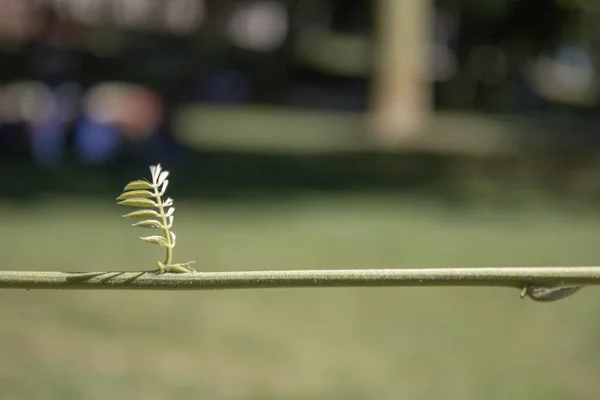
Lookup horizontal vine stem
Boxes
[1,267,600,292]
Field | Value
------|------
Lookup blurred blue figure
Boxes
[205,69,252,104]
[29,83,79,167]
[30,110,65,167]
[0,122,14,150]
[73,114,123,166]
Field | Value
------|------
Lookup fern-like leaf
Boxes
[124,180,154,191]
[117,190,155,200]
[157,171,169,186]
[140,235,170,247]
[123,210,161,219]
[118,164,195,273]
[132,220,165,229]
[118,198,160,208]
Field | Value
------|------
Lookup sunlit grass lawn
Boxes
[1,193,600,399]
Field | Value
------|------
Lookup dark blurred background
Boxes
[3,1,600,399]
[3,0,600,199]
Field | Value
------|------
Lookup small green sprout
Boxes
[117,164,196,274]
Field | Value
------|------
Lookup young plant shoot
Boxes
[117,164,195,274]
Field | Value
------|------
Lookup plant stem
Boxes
[154,186,172,266]
[1,267,600,296]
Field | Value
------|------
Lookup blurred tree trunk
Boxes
[371,0,431,144]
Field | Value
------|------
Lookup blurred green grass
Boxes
[1,193,600,399]
[175,106,520,155]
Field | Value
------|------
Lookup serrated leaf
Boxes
[117,190,155,200]
[140,235,169,247]
[159,180,169,196]
[118,198,159,208]
[131,220,164,229]
[157,171,169,186]
[122,209,161,219]
[163,198,174,207]
[165,207,175,218]
[124,180,154,191]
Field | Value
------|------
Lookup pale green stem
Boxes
[153,185,172,266]
[1,267,600,300]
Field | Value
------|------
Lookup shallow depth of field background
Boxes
[3,1,600,399]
